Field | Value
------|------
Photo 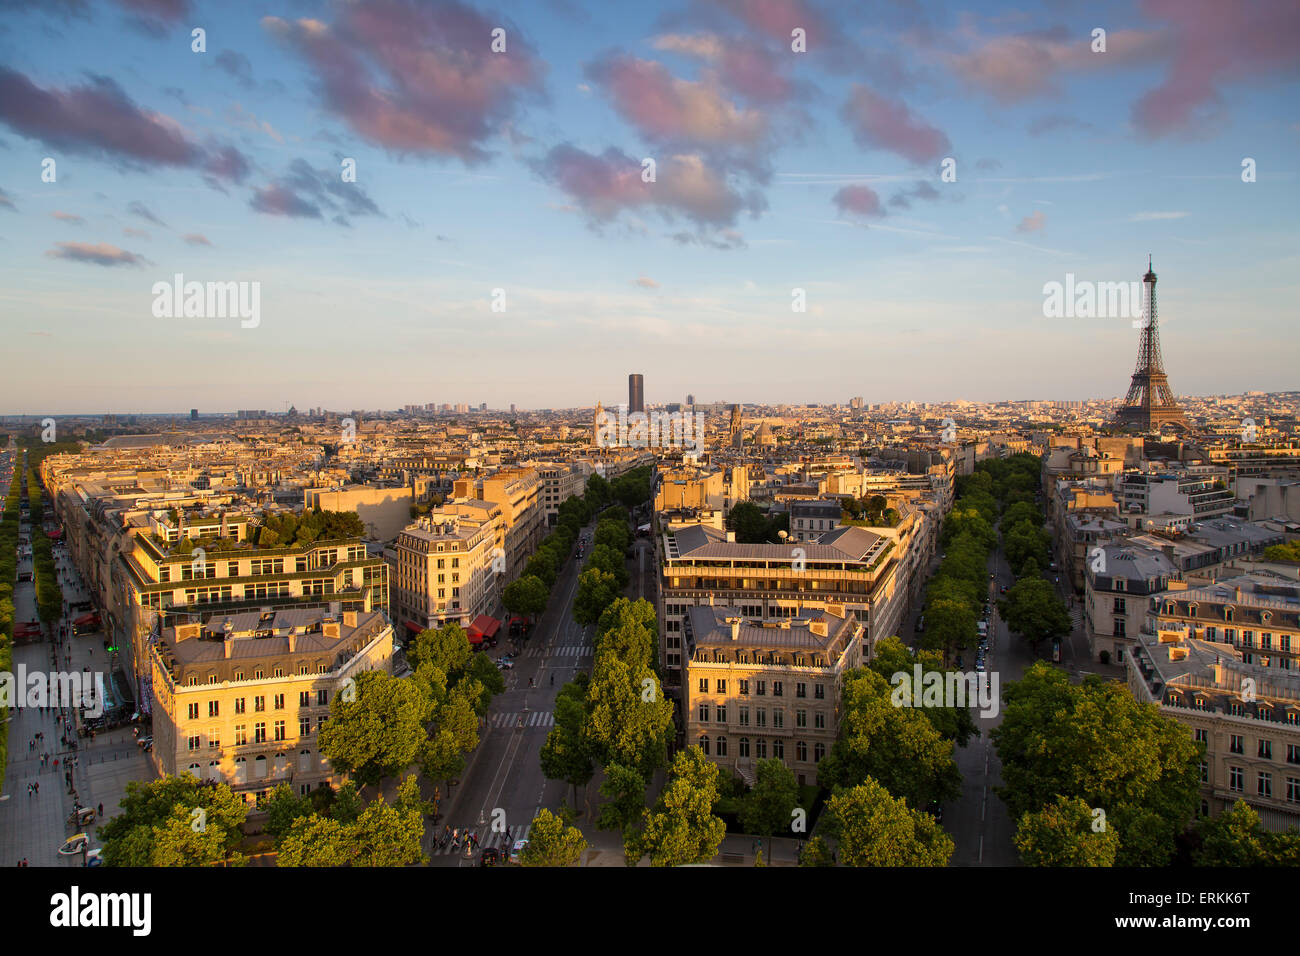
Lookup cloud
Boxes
[214,50,255,88]
[889,180,941,209]
[1016,210,1046,233]
[652,32,795,105]
[1129,211,1188,221]
[532,143,764,231]
[127,200,166,227]
[45,240,147,266]
[832,184,884,218]
[0,68,250,184]
[263,0,545,164]
[182,232,211,245]
[840,85,950,165]
[0,186,15,211]
[51,210,84,224]
[225,103,284,143]
[249,158,383,224]
[123,227,150,238]
[634,276,659,288]
[1133,0,1300,137]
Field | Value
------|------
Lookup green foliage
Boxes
[503,574,550,618]
[317,670,430,787]
[1014,795,1119,866]
[100,776,249,866]
[264,783,313,842]
[519,808,588,866]
[868,637,977,746]
[824,777,954,867]
[255,508,365,548]
[276,776,426,867]
[573,567,620,626]
[1263,541,1300,564]
[817,668,961,810]
[738,759,800,837]
[993,662,1200,866]
[596,763,648,833]
[998,575,1071,649]
[1193,801,1300,866]
[540,676,595,803]
[584,653,673,780]
[799,835,834,867]
[726,501,785,543]
[407,621,472,676]
[625,746,727,867]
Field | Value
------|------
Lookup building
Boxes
[147,607,394,803]
[1115,468,1236,526]
[534,461,591,526]
[789,499,844,543]
[1084,542,1178,664]
[1150,574,1300,674]
[1128,626,1300,831]
[388,515,499,634]
[304,484,414,542]
[682,604,863,787]
[629,373,645,414]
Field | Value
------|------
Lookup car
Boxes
[509,839,529,864]
[58,833,90,856]
[480,847,501,867]
[84,848,104,867]
[136,736,153,748]
[68,806,96,827]
[496,659,514,670]
[976,660,986,673]
[999,585,1007,594]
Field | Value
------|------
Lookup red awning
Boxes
[73,612,99,626]
[508,616,525,626]
[468,615,500,639]
[404,621,424,634]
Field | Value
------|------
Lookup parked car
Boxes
[480,847,501,866]
[509,839,529,864]
[84,848,104,867]
[496,659,514,670]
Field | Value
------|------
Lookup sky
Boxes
[0,0,1296,415]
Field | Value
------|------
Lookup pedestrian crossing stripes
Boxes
[488,710,554,728]
[430,822,532,856]
[523,644,590,658]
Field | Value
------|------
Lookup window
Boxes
[739,680,749,696]
[739,738,750,758]
[234,725,247,746]
[813,742,826,762]
[299,717,311,737]
[716,736,727,757]
[254,723,267,744]
[254,696,266,713]
[756,708,766,728]
[796,682,806,698]
[814,683,825,700]
[299,691,311,707]
[1195,728,1208,745]
[187,702,199,720]
[699,735,710,756]
[698,678,709,693]
[317,690,328,706]
[756,680,766,696]
[1229,766,1243,792]
[1230,734,1244,754]
[796,740,808,762]
[772,739,784,760]
[274,694,285,710]
[187,734,200,752]
[716,679,726,694]
[274,721,286,742]
[1258,772,1272,798]
[1199,761,1209,783]
[756,739,768,759]
[773,681,783,698]
[814,711,826,730]
[716,705,727,723]
[208,701,219,718]
[1259,739,1273,760]
[234,697,246,715]
[796,709,807,728]
[1288,777,1300,804]
[1288,745,1300,765]
[739,707,750,727]
[698,703,710,723]
[773,710,784,730]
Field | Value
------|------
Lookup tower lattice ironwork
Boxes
[1112,257,1188,432]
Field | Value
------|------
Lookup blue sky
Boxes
[0,0,1296,414]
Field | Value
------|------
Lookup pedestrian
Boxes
[97,803,103,818]
[32,781,38,795]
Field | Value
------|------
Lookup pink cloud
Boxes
[46,241,147,266]
[841,85,950,164]
[183,233,211,246]
[832,185,884,218]
[263,0,545,163]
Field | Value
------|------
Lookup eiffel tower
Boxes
[1112,257,1188,432]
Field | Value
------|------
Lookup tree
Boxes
[584,654,673,780]
[993,662,1200,866]
[1004,520,1050,575]
[922,598,977,661]
[573,567,620,626]
[727,501,775,543]
[503,575,550,619]
[420,690,480,782]
[462,652,505,711]
[519,808,588,866]
[276,814,351,867]
[824,777,954,867]
[540,677,595,807]
[1193,801,1300,866]
[739,758,799,838]
[868,637,977,747]
[799,835,834,867]
[407,622,472,677]
[816,669,961,810]
[999,576,1071,651]
[1014,795,1119,867]
[348,776,428,867]
[99,776,248,867]
[317,670,429,788]
[589,543,630,589]
[264,783,312,842]
[596,763,647,833]
[625,746,726,866]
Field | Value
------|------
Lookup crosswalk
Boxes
[487,710,554,728]
[430,822,532,857]
[522,644,590,658]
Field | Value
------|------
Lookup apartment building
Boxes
[389,515,498,634]
[534,461,591,526]
[1150,574,1300,674]
[454,467,544,581]
[148,607,394,803]
[789,499,843,543]
[1128,627,1300,831]
[1084,543,1178,664]
[1115,468,1236,526]
[657,522,909,690]
[682,604,864,787]
[304,484,414,542]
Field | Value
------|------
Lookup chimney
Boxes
[726,530,736,543]
[729,618,741,641]
[287,632,296,654]
[343,611,358,628]
[1213,657,1223,685]
[223,637,233,659]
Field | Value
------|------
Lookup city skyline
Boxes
[0,0,1297,414]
